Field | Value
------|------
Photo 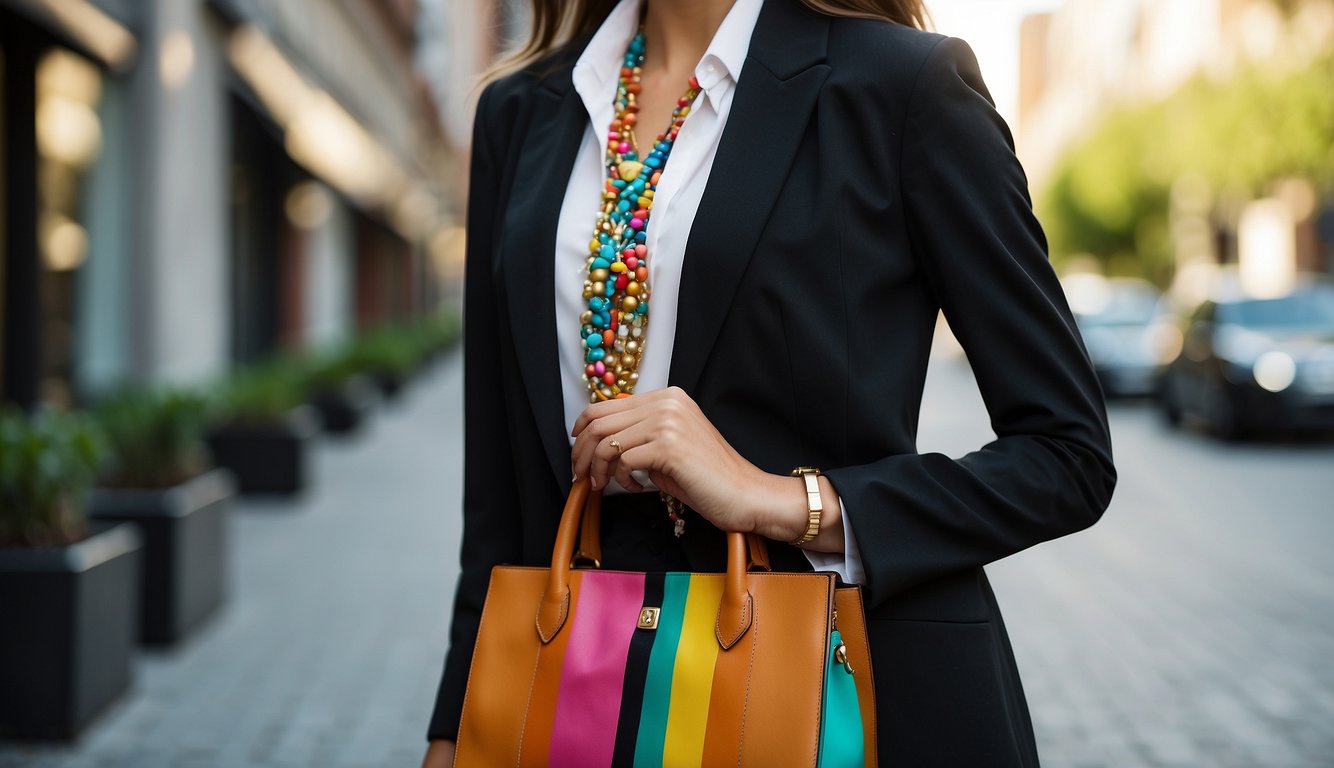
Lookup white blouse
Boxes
[552,0,864,584]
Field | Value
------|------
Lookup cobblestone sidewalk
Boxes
[4,351,1333,767]
[0,358,465,768]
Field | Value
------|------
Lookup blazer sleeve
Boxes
[823,37,1117,608]
[427,81,523,740]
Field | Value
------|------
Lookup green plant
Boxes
[0,409,105,547]
[302,348,363,396]
[347,330,421,377]
[419,311,462,354]
[212,362,306,428]
[95,387,210,488]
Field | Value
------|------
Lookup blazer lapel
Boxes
[500,68,586,493]
[668,0,831,393]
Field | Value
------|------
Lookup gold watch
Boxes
[788,467,824,546]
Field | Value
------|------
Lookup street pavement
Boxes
[2,347,1332,767]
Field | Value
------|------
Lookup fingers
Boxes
[571,395,636,437]
[588,421,653,491]
[571,408,648,482]
[571,387,686,437]
[613,464,645,493]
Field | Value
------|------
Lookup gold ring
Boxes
[609,438,622,455]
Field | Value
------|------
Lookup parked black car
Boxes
[1069,277,1179,397]
[1159,280,1334,438]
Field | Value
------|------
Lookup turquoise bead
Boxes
[588,348,606,362]
[617,200,631,212]
[586,334,602,348]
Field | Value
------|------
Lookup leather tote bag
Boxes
[453,478,878,767]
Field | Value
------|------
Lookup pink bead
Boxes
[594,361,606,375]
[607,132,619,141]
[618,142,631,154]
[630,217,644,229]
[625,256,638,270]
[635,244,647,257]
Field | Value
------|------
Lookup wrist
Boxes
[747,471,810,542]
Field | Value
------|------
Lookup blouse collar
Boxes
[572,0,764,129]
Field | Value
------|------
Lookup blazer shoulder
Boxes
[824,18,978,96]
[476,42,583,125]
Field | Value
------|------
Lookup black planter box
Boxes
[373,370,408,400]
[86,469,235,646]
[0,522,142,740]
[311,375,378,436]
[205,406,320,496]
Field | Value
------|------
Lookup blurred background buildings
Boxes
[0,0,527,412]
[2,1,1333,765]
[1018,0,1334,305]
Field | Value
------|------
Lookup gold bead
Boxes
[626,340,639,354]
[626,281,642,296]
[591,268,609,282]
[592,281,605,294]
[618,161,644,182]
[580,311,592,324]
[622,296,639,312]
[582,287,594,299]
[616,378,628,388]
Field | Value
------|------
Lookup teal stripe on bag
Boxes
[818,630,865,768]
[632,572,691,768]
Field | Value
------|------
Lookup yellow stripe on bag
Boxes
[662,575,724,766]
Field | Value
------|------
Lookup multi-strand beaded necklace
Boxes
[580,30,702,403]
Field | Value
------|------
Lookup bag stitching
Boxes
[736,605,759,768]
[511,623,546,768]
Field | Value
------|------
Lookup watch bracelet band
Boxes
[788,466,823,546]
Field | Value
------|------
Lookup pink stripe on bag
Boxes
[548,571,646,768]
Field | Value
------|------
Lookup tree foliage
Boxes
[1038,52,1334,279]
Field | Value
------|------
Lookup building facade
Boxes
[1019,0,1334,288]
[0,0,465,409]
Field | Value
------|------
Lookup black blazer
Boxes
[429,1,1117,764]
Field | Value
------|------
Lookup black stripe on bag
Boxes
[611,571,665,764]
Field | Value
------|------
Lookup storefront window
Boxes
[35,48,102,406]
[0,45,8,394]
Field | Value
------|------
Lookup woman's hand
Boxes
[422,739,455,768]
[570,387,844,550]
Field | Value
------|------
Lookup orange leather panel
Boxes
[519,571,582,767]
[699,622,754,765]
[737,572,835,767]
[836,587,878,767]
[454,567,547,767]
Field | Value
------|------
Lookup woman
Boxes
[424,0,1116,764]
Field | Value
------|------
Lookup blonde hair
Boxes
[487,0,930,81]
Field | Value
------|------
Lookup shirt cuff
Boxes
[800,499,866,585]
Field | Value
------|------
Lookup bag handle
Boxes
[538,478,762,650]
[572,485,772,573]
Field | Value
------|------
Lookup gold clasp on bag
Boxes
[834,643,854,674]
[637,607,660,630]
